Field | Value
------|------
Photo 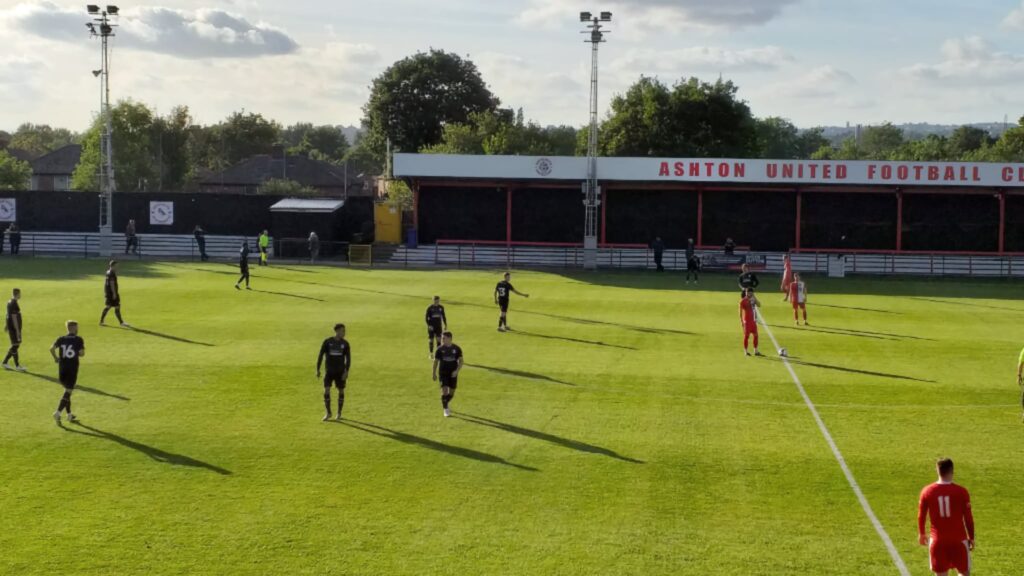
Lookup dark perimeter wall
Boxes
[0,191,371,242]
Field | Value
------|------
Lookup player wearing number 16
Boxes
[50,321,85,424]
[918,458,975,576]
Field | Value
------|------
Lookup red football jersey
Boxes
[918,482,974,543]
[739,298,756,324]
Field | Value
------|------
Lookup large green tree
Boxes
[152,106,193,191]
[0,149,31,190]
[599,76,759,158]
[9,123,78,156]
[753,117,830,159]
[362,49,499,164]
[423,109,577,156]
[948,126,995,158]
[73,100,158,191]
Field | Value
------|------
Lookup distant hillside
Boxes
[809,122,1013,145]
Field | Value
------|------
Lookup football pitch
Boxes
[0,259,1021,575]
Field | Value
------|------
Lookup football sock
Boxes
[442,394,451,409]
[115,309,124,323]
[337,393,345,415]
[58,390,72,413]
[429,340,434,353]
[100,307,110,323]
[323,390,331,414]
[2,347,12,364]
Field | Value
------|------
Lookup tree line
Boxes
[2,48,1024,192]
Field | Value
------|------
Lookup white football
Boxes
[778,347,788,357]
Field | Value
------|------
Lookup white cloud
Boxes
[772,65,856,99]
[610,46,791,74]
[4,1,299,58]
[1003,1,1024,29]
[517,0,799,32]
[474,52,586,125]
[902,37,1024,86]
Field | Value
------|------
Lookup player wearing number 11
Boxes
[50,321,85,424]
[918,458,974,576]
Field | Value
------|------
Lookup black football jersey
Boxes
[53,335,85,370]
[495,281,513,300]
[434,343,463,375]
[319,337,351,373]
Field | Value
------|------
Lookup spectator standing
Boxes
[651,236,665,272]
[724,237,736,256]
[308,231,320,263]
[258,229,270,266]
[125,219,138,255]
[194,225,208,262]
[8,224,20,256]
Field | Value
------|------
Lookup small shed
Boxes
[270,198,348,255]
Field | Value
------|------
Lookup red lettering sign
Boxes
[659,162,669,176]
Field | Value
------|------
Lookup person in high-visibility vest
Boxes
[258,230,270,266]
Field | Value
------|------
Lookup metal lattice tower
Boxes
[580,11,610,269]
[87,5,119,256]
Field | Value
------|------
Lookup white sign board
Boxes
[0,198,15,222]
[394,153,1024,188]
[149,201,174,225]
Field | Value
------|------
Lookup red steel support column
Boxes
[895,192,903,252]
[600,189,607,245]
[696,187,704,247]
[795,190,802,250]
[506,187,513,247]
[999,191,1006,254]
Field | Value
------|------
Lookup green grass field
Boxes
[0,258,1021,575]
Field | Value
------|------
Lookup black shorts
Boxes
[323,372,346,389]
[59,368,78,389]
[427,322,443,338]
[105,295,120,307]
[7,328,19,345]
[687,259,699,271]
[498,299,509,313]
[439,373,458,389]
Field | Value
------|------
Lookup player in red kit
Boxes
[788,272,808,325]
[781,254,794,301]
[739,288,761,356]
[918,458,975,576]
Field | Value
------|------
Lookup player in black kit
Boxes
[425,296,447,358]
[100,260,129,327]
[50,320,85,424]
[494,272,529,332]
[235,241,251,290]
[317,323,351,421]
[3,288,26,372]
[432,331,463,417]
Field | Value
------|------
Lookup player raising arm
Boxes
[425,296,447,358]
[918,458,975,576]
[317,323,351,421]
[432,331,463,418]
[495,272,529,332]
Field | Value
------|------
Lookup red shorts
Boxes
[791,300,806,310]
[929,538,971,574]
[743,322,758,335]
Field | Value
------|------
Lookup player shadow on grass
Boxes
[334,419,537,472]
[248,288,326,302]
[21,371,130,401]
[465,363,576,386]
[911,297,1024,313]
[508,330,637,351]
[813,303,902,315]
[106,325,215,347]
[767,357,935,383]
[454,414,644,464]
[774,324,932,342]
[59,422,231,475]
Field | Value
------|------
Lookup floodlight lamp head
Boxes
[92,69,102,77]
[600,11,612,21]
[106,5,118,15]
[100,23,112,34]
[579,11,592,22]
[86,22,95,30]
[87,4,100,14]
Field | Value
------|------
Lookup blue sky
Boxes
[2,0,1023,132]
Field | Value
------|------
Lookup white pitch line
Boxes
[756,310,911,576]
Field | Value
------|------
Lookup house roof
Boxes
[31,144,81,175]
[201,154,348,188]
[270,198,345,213]
[5,148,35,163]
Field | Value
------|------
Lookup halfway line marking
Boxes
[757,310,911,576]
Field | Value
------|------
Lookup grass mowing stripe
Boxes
[756,309,912,576]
